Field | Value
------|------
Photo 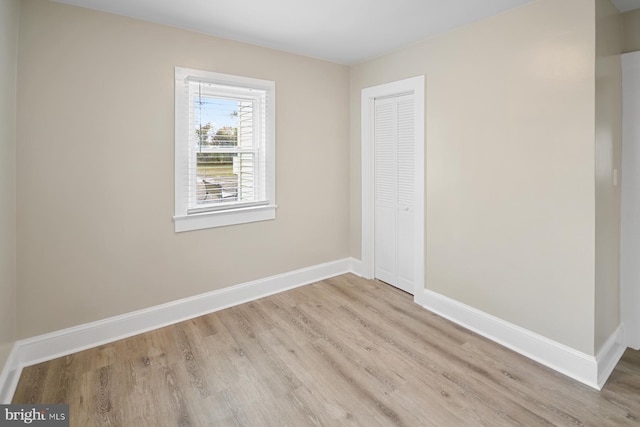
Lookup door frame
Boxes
[361,76,425,300]
[621,51,640,350]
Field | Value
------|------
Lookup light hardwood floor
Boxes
[12,274,640,426]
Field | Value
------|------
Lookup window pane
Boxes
[191,95,255,207]
[196,152,238,202]
[194,96,239,148]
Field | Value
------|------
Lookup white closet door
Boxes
[374,94,415,294]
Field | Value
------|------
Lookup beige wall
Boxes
[622,9,640,53]
[0,0,19,369]
[17,0,350,338]
[10,0,626,357]
[594,0,622,352]
[350,0,598,353]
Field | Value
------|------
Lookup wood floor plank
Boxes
[215,304,301,398]
[11,274,640,426]
[256,326,374,425]
[12,362,48,404]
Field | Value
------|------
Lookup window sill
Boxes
[173,204,276,232]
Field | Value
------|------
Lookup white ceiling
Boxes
[52,0,640,64]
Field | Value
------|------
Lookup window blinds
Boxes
[182,79,269,214]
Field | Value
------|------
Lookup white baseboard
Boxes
[349,258,363,277]
[420,288,624,390]
[0,258,353,403]
[0,344,20,404]
[596,326,626,389]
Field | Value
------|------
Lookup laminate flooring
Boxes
[12,274,640,426]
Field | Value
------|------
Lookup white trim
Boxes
[596,326,626,389]
[0,258,352,402]
[621,51,640,350]
[0,344,20,404]
[361,76,425,299]
[173,204,276,232]
[419,288,623,390]
[349,257,363,277]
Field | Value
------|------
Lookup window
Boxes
[174,67,276,232]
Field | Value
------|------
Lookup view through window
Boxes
[194,94,246,206]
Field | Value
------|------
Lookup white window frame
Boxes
[173,67,276,232]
